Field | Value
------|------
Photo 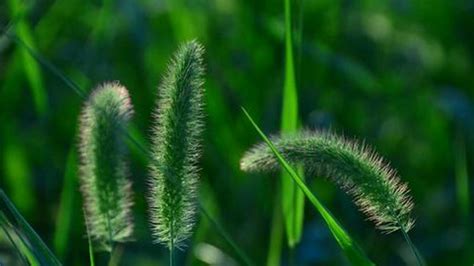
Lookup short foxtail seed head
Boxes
[241,131,415,233]
[148,40,205,249]
[78,82,134,251]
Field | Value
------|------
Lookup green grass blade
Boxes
[0,189,61,265]
[281,0,304,248]
[242,107,374,266]
[53,149,78,259]
[455,133,471,263]
[455,135,469,220]
[166,0,205,42]
[0,212,34,265]
[8,0,48,116]
[3,134,34,215]
[126,124,149,165]
[2,31,87,98]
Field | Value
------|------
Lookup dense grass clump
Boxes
[78,82,135,251]
[241,131,414,233]
[148,41,205,251]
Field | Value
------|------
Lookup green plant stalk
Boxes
[108,244,123,266]
[200,205,254,266]
[83,209,95,266]
[53,149,77,259]
[242,108,374,266]
[400,228,424,266]
[266,184,283,266]
[281,0,304,249]
[455,135,469,220]
[454,133,471,263]
[170,224,174,266]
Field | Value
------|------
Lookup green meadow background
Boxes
[0,0,473,265]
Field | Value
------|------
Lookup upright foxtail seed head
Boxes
[78,82,134,251]
[148,40,205,249]
[241,131,415,233]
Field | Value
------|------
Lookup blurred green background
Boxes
[0,0,473,265]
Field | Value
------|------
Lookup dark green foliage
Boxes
[148,41,205,249]
[78,82,134,251]
[241,131,414,233]
[1,0,472,264]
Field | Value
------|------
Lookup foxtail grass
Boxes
[148,40,205,264]
[241,130,414,233]
[241,129,424,265]
[78,82,135,252]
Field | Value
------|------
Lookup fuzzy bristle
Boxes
[240,130,414,233]
[78,82,135,251]
[148,40,205,249]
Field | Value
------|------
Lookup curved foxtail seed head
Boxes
[148,40,205,249]
[240,130,415,233]
[78,82,134,251]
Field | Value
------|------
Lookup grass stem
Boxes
[83,209,95,266]
[200,205,254,266]
[400,229,423,266]
[108,244,123,266]
[170,224,174,266]
[455,134,469,220]
[266,185,283,266]
[288,245,295,266]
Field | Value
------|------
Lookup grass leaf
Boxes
[0,189,61,265]
[455,135,469,220]
[8,0,48,115]
[280,0,304,248]
[53,149,78,259]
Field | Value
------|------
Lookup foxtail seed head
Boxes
[241,131,414,233]
[78,82,134,251]
[148,41,205,249]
